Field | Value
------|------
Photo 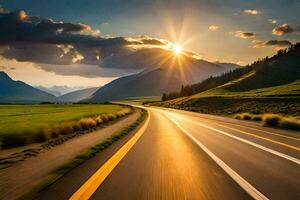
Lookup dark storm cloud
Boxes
[0,9,169,67]
[0,10,91,42]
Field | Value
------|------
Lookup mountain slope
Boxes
[88,53,235,102]
[55,87,99,102]
[154,44,300,117]
[163,43,300,101]
[191,44,300,98]
[158,43,300,113]
[214,62,242,70]
[0,72,55,103]
[36,86,62,97]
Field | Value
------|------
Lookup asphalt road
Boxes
[37,107,300,200]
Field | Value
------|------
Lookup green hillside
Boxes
[191,74,300,98]
[156,43,300,117]
[162,43,300,101]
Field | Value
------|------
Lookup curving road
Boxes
[37,106,300,200]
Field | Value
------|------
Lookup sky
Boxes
[0,0,299,88]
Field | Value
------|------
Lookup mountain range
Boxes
[0,72,55,103]
[0,72,100,103]
[87,52,238,102]
[55,87,99,102]
[36,85,91,96]
[0,49,240,102]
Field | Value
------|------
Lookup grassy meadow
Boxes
[0,104,132,149]
[190,78,300,99]
[118,96,161,105]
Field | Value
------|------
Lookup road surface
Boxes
[37,106,300,200]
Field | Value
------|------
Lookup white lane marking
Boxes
[166,115,269,200]
[152,107,300,141]
[169,113,300,165]
[220,123,300,141]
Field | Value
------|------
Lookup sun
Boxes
[172,44,182,55]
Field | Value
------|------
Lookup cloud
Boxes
[209,25,220,31]
[0,9,171,70]
[136,35,167,46]
[235,31,256,39]
[268,19,277,24]
[0,10,91,43]
[37,63,138,77]
[252,40,292,50]
[243,9,261,15]
[272,24,294,35]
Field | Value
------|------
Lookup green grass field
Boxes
[0,104,127,149]
[118,96,161,105]
[190,75,300,99]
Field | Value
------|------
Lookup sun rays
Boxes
[172,44,183,55]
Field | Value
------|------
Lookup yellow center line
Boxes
[69,114,150,200]
[212,123,300,152]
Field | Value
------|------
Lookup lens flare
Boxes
[173,44,182,55]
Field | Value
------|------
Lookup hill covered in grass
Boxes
[156,43,300,117]
[162,43,300,100]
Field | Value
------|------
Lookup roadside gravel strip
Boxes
[0,109,142,200]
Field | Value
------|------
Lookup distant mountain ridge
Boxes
[36,86,62,97]
[36,85,89,96]
[55,87,99,102]
[0,72,55,103]
[0,72,102,103]
[87,53,237,102]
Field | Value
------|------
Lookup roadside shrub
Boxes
[241,113,252,120]
[252,115,262,121]
[107,114,116,121]
[116,112,123,118]
[234,113,253,120]
[1,133,27,149]
[116,108,132,118]
[58,123,74,135]
[50,131,59,139]
[34,131,47,143]
[72,123,82,132]
[100,115,109,123]
[79,118,96,129]
[263,114,282,127]
[234,114,242,120]
[42,128,54,139]
[95,116,103,125]
[278,117,300,130]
